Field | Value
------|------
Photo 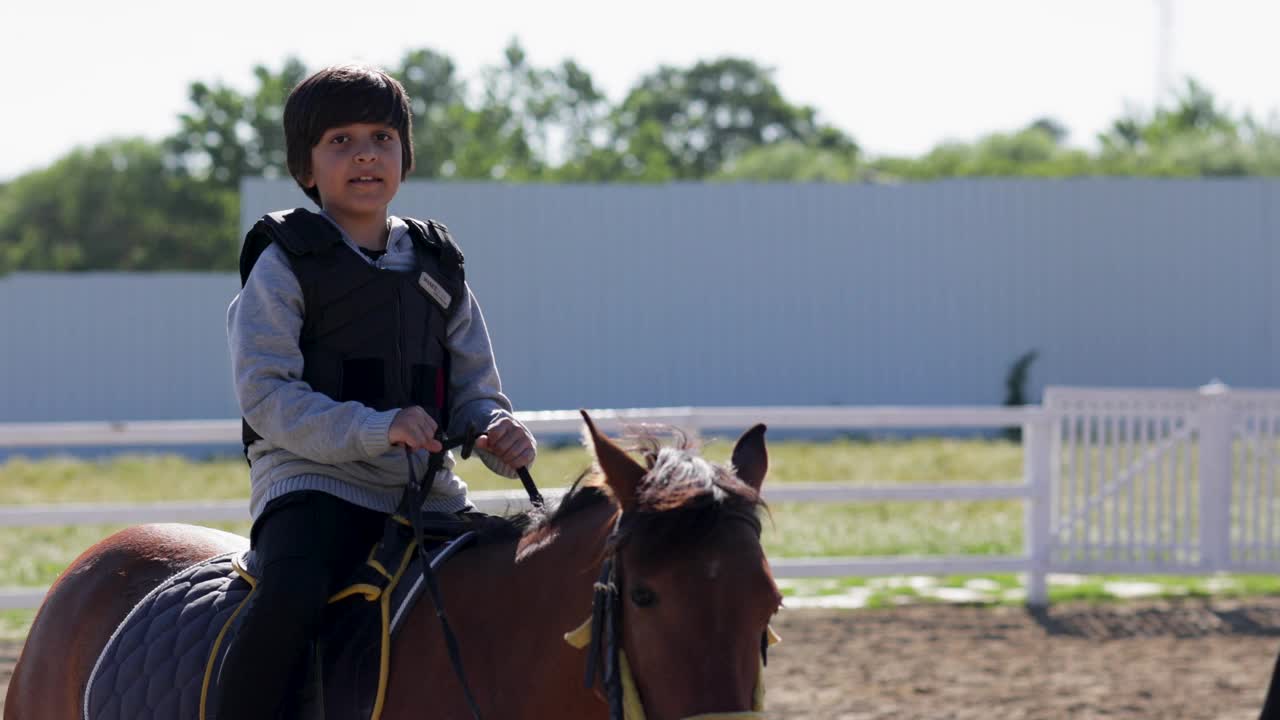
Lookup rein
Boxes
[399,425,545,720]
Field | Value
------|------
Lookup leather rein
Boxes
[399,425,544,720]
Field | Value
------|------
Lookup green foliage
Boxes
[394,48,469,178]
[870,81,1280,182]
[714,140,862,182]
[1,609,33,640]
[8,47,1280,273]
[609,58,853,180]
[0,139,237,272]
[167,58,307,188]
[871,121,1094,180]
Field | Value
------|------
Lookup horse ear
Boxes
[581,410,646,512]
[731,423,768,492]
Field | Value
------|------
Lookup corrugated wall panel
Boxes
[0,179,1272,422]
[0,273,240,421]
[240,178,1279,410]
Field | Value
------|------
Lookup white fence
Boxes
[4,388,1277,611]
[1044,383,1280,575]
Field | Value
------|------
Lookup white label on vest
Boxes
[418,271,453,310]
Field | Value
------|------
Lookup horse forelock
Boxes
[516,429,765,567]
[615,454,764,563]
[614,433,764,559]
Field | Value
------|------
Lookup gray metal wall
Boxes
[0,272,241,422]
[1,179,1274,422]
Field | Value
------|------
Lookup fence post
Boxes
[1024,411,1053,608]
[1198,381,1234,570]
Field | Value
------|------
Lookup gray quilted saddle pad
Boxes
[83,552,250,719]
[83,522,478,720]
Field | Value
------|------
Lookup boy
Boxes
[219,64,536,718]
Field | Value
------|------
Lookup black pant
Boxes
[215,490,386,719]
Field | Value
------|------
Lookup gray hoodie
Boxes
[227,211,522,519]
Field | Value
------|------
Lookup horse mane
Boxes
[510,428,765,561]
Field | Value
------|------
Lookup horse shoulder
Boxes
[5,523,246,720]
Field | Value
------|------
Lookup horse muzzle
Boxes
[565,618,778,720]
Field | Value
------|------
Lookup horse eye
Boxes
[630,585,658,608]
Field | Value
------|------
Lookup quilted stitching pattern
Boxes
[86,554,251,720]
[84,534,455,720]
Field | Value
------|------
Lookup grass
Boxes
[0,437,1025,588]
[0,436,1273,640]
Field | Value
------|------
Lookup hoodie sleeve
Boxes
[444,283,531,478]
[228,244,398,462]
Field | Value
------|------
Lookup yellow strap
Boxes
[328,583,382,603]
[564,617,780,650]
[563,616,592,649]
[199,576,256,720]
[230,556,258,588]
[564,616,773,718]
[367,558,392,580]
[620,651,767,719]
[619,651,646,720]
[371,540,420,720]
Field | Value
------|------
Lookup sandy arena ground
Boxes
[4,599,1280,718]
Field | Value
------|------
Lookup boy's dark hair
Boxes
[283,64,415,206]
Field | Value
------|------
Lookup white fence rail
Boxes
[7,388,1276,613]
[25,391,1265,606]
[0,405,1053,610]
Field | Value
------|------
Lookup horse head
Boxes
[573,411,782,720]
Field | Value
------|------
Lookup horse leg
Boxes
[4,523,246,720]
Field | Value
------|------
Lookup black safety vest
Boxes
[238,208,466,452]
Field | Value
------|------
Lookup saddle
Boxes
[83,512,483,720]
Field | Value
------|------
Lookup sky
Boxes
[4,0,1280,181]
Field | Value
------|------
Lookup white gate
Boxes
[1045,384,1280,575]
[1226,389,1280,570]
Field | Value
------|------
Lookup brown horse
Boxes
[5,413,781,719]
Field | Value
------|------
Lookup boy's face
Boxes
[301,122,403,220]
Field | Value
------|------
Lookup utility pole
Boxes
[1156,0,1175,104]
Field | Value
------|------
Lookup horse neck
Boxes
[513,495,619,616]
[387,497,619,718]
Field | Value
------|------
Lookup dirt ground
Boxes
[4,599,1280,719]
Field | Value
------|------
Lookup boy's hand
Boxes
[389,406,443,452]
[474,416,536,470]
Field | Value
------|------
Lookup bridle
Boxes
[401,429,771,720]
[580,508,772,720]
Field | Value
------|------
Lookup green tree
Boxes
[167,58,308,189]
[395,48,469,178]
[608,58,854,179]
[713,140,862,182]
[0,139,237,272]
[445,40,611,180]
[871,120,1093,180]
[1093,79,1280,177]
